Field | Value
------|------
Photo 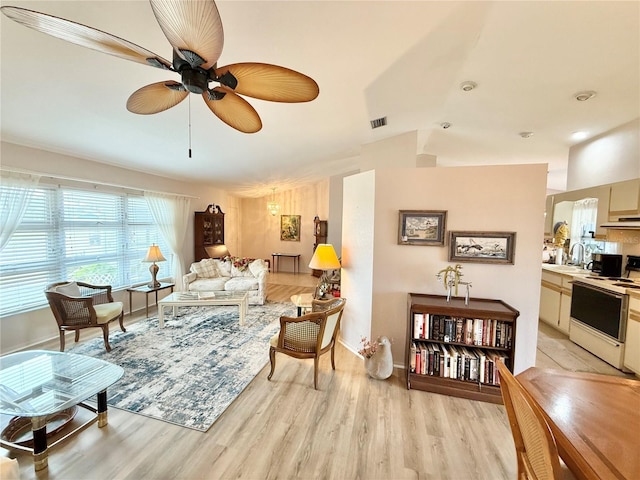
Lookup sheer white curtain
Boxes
[570,197,598,251]
[144,192,191,291]
[0,171,40,252]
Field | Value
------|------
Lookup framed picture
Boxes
[280,215,301,241]
[398,210,447,246]
[448,231,516,264]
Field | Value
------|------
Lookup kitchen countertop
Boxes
[541,264,592,277]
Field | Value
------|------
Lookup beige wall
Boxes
[240,182,329,271]
[341,164,548,374]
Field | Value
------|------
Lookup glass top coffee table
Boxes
[158,291,249,327]
[0,350,124,471]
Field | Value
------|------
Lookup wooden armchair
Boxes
[496,360,574,480]
[268,297,346,389]
[45,281,126,352]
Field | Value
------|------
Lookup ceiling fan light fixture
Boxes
[574,90,596,102]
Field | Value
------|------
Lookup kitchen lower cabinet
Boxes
[540,271,561,328]
[624,293,640,375]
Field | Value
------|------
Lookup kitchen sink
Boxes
[542,264,592,275]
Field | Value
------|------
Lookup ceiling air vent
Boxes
[370,116,387,129]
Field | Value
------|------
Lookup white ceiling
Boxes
[1,1,639,197]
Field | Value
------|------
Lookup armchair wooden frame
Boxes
[45,282,126,352]
[268,297,346,389]
[496,360,571,480]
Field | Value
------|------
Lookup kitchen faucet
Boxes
[569,242,586,268]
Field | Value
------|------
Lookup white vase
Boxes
[364,336,393,380]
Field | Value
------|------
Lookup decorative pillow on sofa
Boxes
[191,259,219,278]
[215,259,232,277]
[249,259,267,277]
[55,281,82,297]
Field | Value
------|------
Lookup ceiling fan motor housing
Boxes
[181,68,209,94]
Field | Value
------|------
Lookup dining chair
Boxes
[268,297,346,389]
[496,360,575,480]
[45,281,126,352]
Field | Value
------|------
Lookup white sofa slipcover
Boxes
[183,257,267,305]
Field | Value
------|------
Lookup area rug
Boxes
[67,301,295,432]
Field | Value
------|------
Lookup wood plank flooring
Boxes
[2,273,633,479]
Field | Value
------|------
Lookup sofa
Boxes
[183,257,268,305]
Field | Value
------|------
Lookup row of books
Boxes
[409,342,509,386]
[412,313,513,349]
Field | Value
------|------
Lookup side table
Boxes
[127,282,175,317]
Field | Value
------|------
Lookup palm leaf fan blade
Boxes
[215,63,319,103]
[0,6,172,70]
[149,0,223,69]
[202,87,262,133]
[127,81,188,114]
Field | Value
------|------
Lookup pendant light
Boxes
[267,187,280,216]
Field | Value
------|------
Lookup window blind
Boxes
[0,185,172,317]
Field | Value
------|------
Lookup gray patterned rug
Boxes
[68,301,294,431]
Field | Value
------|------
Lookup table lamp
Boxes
[143,244,166,288]
[308,244,341,298]
[205,244,230,259]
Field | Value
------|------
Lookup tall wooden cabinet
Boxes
[194,207,225,262]
[407,293,519,404]
[311,217,328,277]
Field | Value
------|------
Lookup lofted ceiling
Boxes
[1,1,638,197]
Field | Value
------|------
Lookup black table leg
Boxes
[97,389,108,427]
[31,416,48,471]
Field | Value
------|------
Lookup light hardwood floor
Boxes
[2,273,633,479]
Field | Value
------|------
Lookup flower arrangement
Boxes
[358,336,378,359]
[223,256,255,272]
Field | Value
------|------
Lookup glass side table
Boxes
[0,350,124,471]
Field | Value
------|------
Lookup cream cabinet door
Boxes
[610,179,640,219]
[624,295,640,374]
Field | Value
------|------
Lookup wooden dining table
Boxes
[516,367,640,480]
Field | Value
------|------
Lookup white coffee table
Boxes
[157,291,249,327]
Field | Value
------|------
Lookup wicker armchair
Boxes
[268,297,346,389]
[496,360,575,480]
[45,281,126,352]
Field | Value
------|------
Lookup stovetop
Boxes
[574,275,640,294]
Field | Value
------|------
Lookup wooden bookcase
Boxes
[406,293,519,404]
[194,207,225,262]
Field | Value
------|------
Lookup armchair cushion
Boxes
[269,320,320,352]
[94,302,124,324]
[55,281,82,297]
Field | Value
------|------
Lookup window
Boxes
[0,184,172,317]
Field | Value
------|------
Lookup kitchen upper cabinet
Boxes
[544,194,555,236]
[551,184,611,239]
[609,178,640,220]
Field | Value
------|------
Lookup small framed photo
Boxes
[280,215,301,241]
[398,210,447,246]
[449,231,516,264]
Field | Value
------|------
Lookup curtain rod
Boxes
[0,166,200,199]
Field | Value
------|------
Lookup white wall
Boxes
[341,171,376,354]
[341,164,548,374]
[567,118,640,191]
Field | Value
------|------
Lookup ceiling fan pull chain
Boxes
[188,95,192,159]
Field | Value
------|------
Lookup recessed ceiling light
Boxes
[574,90,596,102]
[571,131,589,141]
[460,81,477,92]
[519,131,534,138]
[440,122,452,129]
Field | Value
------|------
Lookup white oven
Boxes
[569,278,632,370]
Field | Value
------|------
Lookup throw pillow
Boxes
[249,259,266,277]
[216,258,232,277]
[55,281,82,297]
[192,260,218,278]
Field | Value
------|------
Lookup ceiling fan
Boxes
[0,0,319,134]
